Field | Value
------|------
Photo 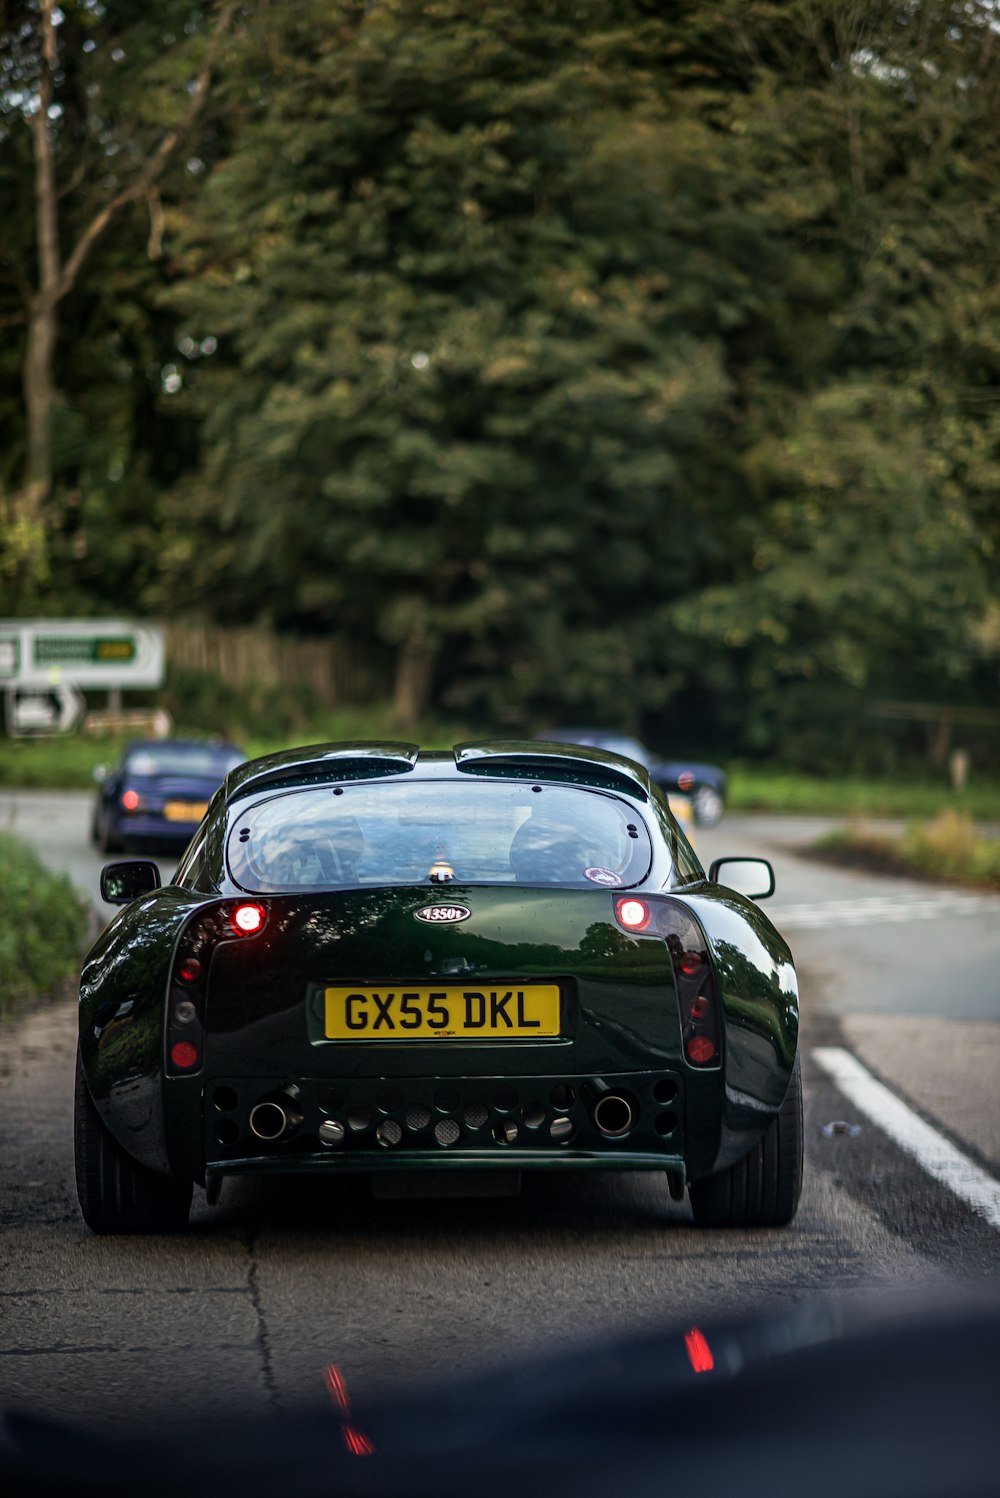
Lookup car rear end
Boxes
[159,766,730,1195]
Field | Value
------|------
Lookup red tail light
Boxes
[614,896,722,1069]
[615,897,651,931]
[166,900,269,1075]
[121,789,141,811]
[686,1035,716,1065]
[230,902,266,936]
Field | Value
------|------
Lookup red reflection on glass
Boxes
[342,1424,376,1457]
[324,1362,350,1411]
[684,1326,714,1374]
[324,1363,376,1456]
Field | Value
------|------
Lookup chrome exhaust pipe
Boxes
[592,1093,635,1138]
[249,1095,303,1141]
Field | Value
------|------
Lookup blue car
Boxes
[91,738,245,853]
[542,731,727,826]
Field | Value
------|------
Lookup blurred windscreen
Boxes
[226,781,654,891]
[126,745,244,778]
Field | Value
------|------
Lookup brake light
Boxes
[615,898,651,931]
[614,897,722,1068]
[170,1041,199,1070]
[166,901,269,1076]
[121,789,141,811]
[230,902,266,936]
[686,1035,716,1065]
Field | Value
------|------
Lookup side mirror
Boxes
[100,860,161,904]
[92,763,111,784]
[708,856,775,900]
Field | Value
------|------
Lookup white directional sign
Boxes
[5,683,86,738]
[0,619,165,689]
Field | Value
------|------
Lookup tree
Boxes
[0,0,233,593]
[156,0,749,725]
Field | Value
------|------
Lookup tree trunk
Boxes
[8,0,235,591]
[24,295,57,500]
[21,0,60,504]
[392,630,437,732]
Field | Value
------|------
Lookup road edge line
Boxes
[813,1046,1000,1231]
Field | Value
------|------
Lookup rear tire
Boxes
[688,1051,802,1228]
[74,1048,192,1234]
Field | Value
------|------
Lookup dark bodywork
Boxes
[79,741,796,1197]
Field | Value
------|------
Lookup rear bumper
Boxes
[116,814,199,847]
[196,1067,698,1183]
[205,1151,683,1178]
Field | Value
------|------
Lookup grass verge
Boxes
[727,768,1000,822]
[812,811,1000,891]
[0,832,91,1013]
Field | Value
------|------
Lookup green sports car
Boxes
[75,740,802,1234]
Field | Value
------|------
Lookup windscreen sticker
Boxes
[584,866,623,887]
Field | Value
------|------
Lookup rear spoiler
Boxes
[453,741,650,800]
[224,742,419,802]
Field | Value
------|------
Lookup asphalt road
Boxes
[1,792,998,1433]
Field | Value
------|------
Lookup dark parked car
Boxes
[541,730,727,825]
[76,739,800,1234]
[90,737,245,853]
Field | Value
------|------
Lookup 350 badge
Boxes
[414,905,471,924]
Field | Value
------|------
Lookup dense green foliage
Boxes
[2,0,998,765]
[0,832,90,1008]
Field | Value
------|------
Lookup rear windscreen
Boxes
[226,780,654,892]
[126,746,243,778]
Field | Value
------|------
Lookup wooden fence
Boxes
[164,623,387,707]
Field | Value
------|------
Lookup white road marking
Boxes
[813,1046,1000,1230]
[774,892,998,929]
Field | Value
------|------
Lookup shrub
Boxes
[0,833,90,1011]
[901,811,1000,889]
[814,812,1000,890]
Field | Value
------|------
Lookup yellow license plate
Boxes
[163,800,208,822]
[323,985,561,1040]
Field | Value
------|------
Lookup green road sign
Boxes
[0,620,164,689]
